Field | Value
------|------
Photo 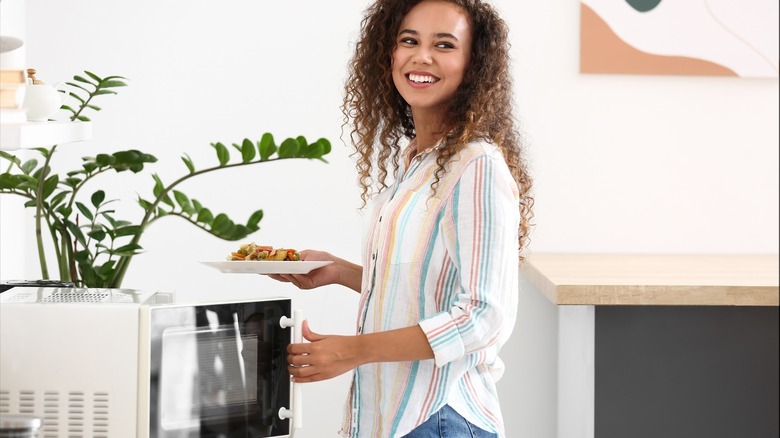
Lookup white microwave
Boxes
[0,287,303,438]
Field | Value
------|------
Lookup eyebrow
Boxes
[398,29,460,41]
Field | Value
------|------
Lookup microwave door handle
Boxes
[279,309,304,432]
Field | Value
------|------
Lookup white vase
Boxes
[22,83,64,122]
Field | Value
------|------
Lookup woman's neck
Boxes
[411,108,448,153]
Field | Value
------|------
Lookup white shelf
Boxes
[0,121,92,151]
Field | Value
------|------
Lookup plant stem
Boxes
[34,145,57,279]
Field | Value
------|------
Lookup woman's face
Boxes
[391,0,473,116]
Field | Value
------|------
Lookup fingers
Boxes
[289,365,323,382]
[265,273,308,289]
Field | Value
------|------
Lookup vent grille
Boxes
[3,290,35,302]
[43,292,110,303]
[0,390,110,437]
[42,391,60,437]
[0,390,9,414]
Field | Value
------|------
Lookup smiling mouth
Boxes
[407,73,440,84]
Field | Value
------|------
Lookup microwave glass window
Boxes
[150,301,291,437]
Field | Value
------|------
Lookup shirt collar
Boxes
[403,137,446,167]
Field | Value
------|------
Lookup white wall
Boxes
[3,0,778,436]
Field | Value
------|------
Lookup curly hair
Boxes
[341,0,534,255]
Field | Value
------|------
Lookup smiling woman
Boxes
[264,0,534,437]
[391,1,472,125]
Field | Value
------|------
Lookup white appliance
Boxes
[0,287,303,437]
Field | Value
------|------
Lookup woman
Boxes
[269,0,533,436]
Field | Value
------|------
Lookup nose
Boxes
[412,46,433,65]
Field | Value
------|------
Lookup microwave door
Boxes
[149,300,293,437]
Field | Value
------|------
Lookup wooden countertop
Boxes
[521,254,779,306]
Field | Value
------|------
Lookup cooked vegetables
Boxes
[227,243,300,261]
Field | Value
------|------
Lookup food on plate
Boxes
[227,243,301,261]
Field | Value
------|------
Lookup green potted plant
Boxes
[0,70,331,288]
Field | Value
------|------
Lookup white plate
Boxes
[200,260,333,274]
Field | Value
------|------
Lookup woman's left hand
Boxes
[287,320,364,383]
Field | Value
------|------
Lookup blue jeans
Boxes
[401,405,498,438]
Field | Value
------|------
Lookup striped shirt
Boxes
[340,140,521,437]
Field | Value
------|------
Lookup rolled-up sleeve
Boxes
[418,153,520,367]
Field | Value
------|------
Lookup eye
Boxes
[399,37,418,45]
[435,42,455,49]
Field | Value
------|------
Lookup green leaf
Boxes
[152,174,174,208]
[64,177,82,188]
[57,206,73,218]
[0,174,23,189]
[115,225,142,237]
[181,154,195,173]
[83,162,98,173]
[95,154,115,166]
[76,115,91,122]
[97,261,116,279]
[173,190,195,215]
[191,199,203,213]
[32,165,50,180]
[113,149,140,163]
[74,75,96,86]
[20,159,38,175]
[211,142,230,166]
[113,243,143,256]
[241,138,256,163]
[32,147,51,158]
[84,71,103,83]
[91,190,106,207]
[41,174,59,199]
[100,80,127,88]
[49,190,70,207]
[86,104,102,111]
[226,224,251,240]
[87,229,107,242]
[65,82,91,93]
[305,142,324,159]
[247,209,264,228]
[76,201,94,221]
[93,89,118,96]
[138,197,153,211]
[80,264,99,287]
[318,138,332,155]
[65,219,87,247]
[258,133,276,161]
[197,208,214,224]
[278,138,299,158]
[69,92,86,105]
[103,214,130,229]
[74,250,91,264]
[211,213,231,233]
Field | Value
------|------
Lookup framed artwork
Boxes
[580,0,779,78]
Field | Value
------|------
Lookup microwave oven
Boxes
[0,287,303,438]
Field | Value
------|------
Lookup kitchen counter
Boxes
[502,253,779,438]
[522,253,779,306]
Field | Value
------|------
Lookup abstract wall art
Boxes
[580,0,779,78]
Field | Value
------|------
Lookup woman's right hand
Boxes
[266,250,359,291]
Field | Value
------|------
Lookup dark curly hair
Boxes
[341,0,534,256]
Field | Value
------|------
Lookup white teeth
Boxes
[408,73,438,83]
